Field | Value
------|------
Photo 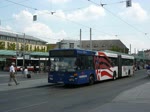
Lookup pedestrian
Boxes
[8,62,19,86]
[33,64,37,74]
[20,66,24,76]
[23,65,28,78]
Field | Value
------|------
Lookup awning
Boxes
[0,58,6,61]
[0,50,16,56]
[30,52,49,57]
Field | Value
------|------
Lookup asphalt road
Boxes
[0,70,149,112]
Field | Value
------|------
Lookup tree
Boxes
[25,44,29,51]
[110,45,128,54]
[7,42,16,50]
[30,45,32,51]
[20,44,24,51]
[47,44,56,52]
[37,46,40,51]
[0,41,5,50]
[34,46,37,51]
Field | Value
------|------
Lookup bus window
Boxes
[75,56,94,70]
[50,57,77,72]
[75,57,83,70]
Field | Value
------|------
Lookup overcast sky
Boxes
[0,0,150,53]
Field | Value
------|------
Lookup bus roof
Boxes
[95,50,134,59]
[95,51,118,58]
[49,48,95,56]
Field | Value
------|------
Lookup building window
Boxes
[0,36,5,40]
[94,44,98,48]
[69,43,74,48]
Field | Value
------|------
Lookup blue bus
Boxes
[48,49,96,85]
[48,49,134,85]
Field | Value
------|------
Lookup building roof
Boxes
[0,31,47,43]
[81,39,128,50]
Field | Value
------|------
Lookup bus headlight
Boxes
[73,73,78,77]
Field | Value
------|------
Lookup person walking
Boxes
[8,62,19,86]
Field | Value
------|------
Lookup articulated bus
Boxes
[48,49,134,85]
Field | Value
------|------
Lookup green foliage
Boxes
[34,46,37,51]
[5,41,46,53]
[47,44,56,52]
[37,46,39,51]
[110,45,128,53]
[20,44,24,51]
[30,45,32,51]
[0,41,5,50]
[7,42,16,50]
[39,46,46,52]
[25,44,29,51]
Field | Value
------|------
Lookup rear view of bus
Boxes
[48,49,96,85]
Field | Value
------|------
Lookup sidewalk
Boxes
[0,78,51,91]
[113,82,150,103]
[0,71,52,91]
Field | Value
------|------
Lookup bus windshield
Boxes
[50,57,77,72]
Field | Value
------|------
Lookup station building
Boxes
[0,31,48,71]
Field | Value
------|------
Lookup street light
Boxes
[23,33,25,68]
[16,34,18,74]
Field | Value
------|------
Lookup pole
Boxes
[90,28,92,50]
[23,33,25,68]
[80,29,82,49]
[16,34,18,74]
[134,48,136,54]
[130,44,131,54]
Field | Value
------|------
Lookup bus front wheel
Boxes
[89,75,94,85]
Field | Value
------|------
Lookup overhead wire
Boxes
[4,0,37,10]
[2,0,119,38]
[0,0,30,8]
[87,0,148,36]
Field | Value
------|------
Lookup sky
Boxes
[0,0,150,53]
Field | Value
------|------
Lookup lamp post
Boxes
[16,34,18,74]
[90,28,92,50]
[23,33,25,68]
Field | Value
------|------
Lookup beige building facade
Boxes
[0,31,47,52]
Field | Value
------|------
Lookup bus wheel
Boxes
[128,70,131,77]
[113,72,116,80]
[89,75,94,85]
